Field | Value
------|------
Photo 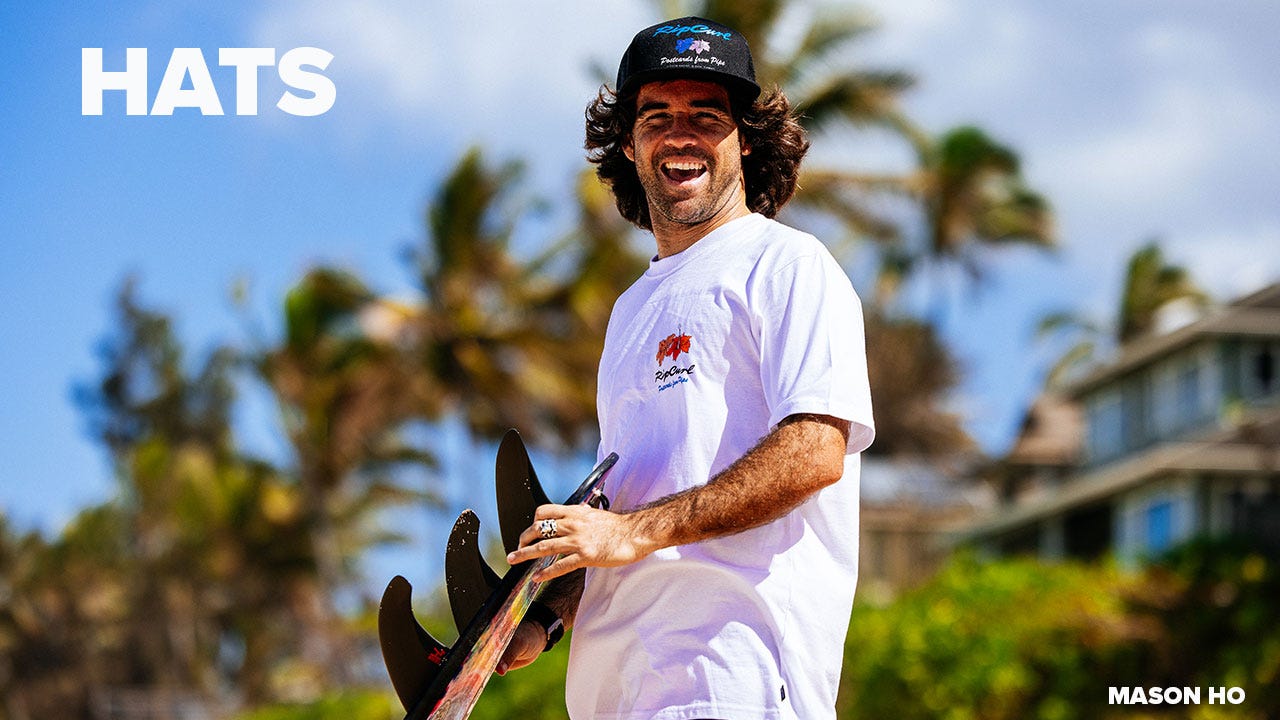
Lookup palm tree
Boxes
[257,266,437,686]
[1117,241,1210,342]
[238,148,633,695]
[78,278,236,460]
[916,127,1054,285]
[406,148,644,449]
[75,282,245,700]
[72,281,366,708]
[0,505,134,719]
[522,169,651,436]
[407,148,552,440]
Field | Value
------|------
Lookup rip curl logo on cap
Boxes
[675,38,711,54]
[653,23,732,40]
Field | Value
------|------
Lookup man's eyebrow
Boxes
[636,98,731,116]
[636,101,670,116]
[690,98,730,112]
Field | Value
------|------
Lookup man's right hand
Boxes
[495,620,546,676]
[506,504,657,583]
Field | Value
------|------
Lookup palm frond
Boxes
[777,10,879,85]
[794,70,914,132]
[701,0,786,47]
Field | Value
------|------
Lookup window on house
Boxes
[1146,500,1174,554]
[1153,360,1181,437]
[1087,392,1123,462]
[1122,381,1149,450]
[1154,367,1177,436]
[1176,362,1202,421]
[1249,344,1276,398]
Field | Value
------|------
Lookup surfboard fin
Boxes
[377,575,450,711]
[494,429,551,556]
[444,510,502,636]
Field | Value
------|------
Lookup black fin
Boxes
[377,575,449,712]
[494,429,550,555]
[444,510,503,635]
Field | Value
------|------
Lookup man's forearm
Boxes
[626,413,850,549]
[508,414,851,582]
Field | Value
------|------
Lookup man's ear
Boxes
[623,136,635,162]
[741,139,751,156]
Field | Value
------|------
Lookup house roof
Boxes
[1062,282,1280,397]
[1004,393,1083,466]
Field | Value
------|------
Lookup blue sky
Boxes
[2,1,1278,588]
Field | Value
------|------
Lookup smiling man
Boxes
[498,16,875,720]
[625,79,748,254]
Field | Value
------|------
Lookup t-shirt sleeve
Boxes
[753,248,875,454]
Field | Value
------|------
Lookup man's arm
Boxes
[505,413,851,583]
[496,413,849,674]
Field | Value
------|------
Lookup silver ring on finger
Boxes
[538,518,558,539]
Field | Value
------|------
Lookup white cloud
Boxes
[860,0,1040,112]
[1168,221,1280,300]
[1032,18,1276,236]
[279,3,439,112]
[1132,22,1227,71]
[953,7,1035,94]
[248,2,649,155]
[862,0,961,51]
[1043,84,1215,205]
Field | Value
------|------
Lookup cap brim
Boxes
[618,68,761,104]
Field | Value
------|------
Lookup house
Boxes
[962,282,1280,562]
[859,457,990,599]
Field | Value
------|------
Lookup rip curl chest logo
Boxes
[654,330,695,392]
[656,331,691,365]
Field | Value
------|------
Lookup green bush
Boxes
[234,688,398,720]
[233,641,574,720]
[837,542,1280,720]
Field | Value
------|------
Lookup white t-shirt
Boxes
[566,213,875,720]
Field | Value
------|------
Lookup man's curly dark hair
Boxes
[584,85,810,231]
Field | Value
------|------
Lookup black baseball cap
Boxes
[616,16,760,104]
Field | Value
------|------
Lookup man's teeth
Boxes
[664,162,705,171]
